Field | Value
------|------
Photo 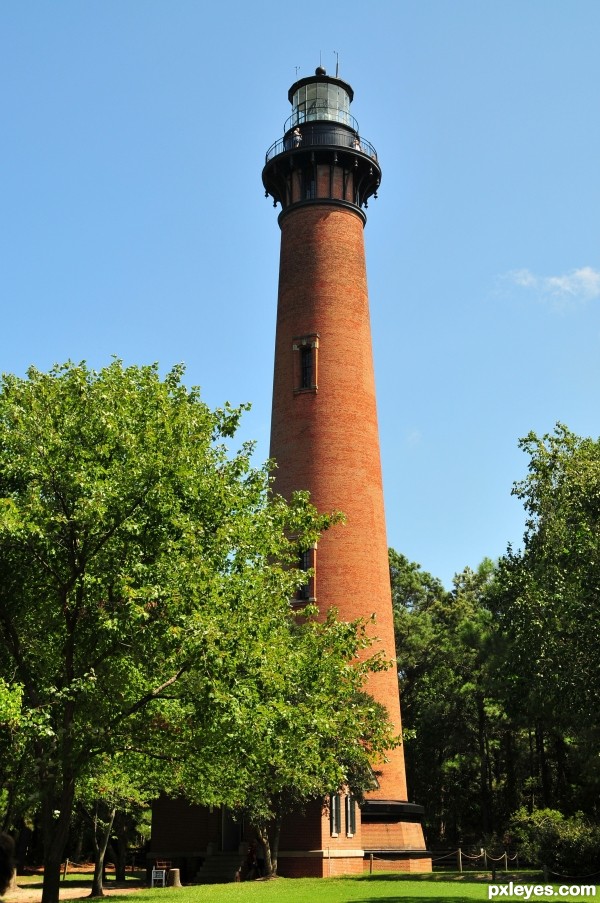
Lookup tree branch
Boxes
[108,667,188,730]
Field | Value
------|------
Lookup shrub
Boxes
[509,808,600,876]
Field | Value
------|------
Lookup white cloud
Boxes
[405,428,422,448]
[503,266,600,309]
[510,268,539,289]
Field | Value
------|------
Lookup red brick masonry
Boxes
[270,201,430,867]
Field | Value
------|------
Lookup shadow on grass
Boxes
[346,871,540,883]
[100,897,480,903]
[18,880,94,890]
[354,898,480,903]
[15,878,145,894]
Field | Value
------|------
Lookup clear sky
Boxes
[2,1,599,587]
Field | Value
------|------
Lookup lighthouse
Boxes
[262,67,431,875]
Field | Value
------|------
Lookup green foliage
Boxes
[495,425,600,728]
[393,424,600,848]
[0,360,332,898]
[509,808,600,874]
[391,550,507,844]
[492,424,600,814]
[177,604,398,873]
[0,360,397,893]
[0,678,22,728]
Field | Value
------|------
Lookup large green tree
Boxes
[179,607,397,876]
[0,361,327,903]
[391,550,508,844]
[392,423,600,847]
[493,424,600,816]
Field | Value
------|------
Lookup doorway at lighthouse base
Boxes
[150,795,432,882]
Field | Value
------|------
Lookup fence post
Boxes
[457,848,463,873]
[483,848,488,869]
[504,851,508,871]
[62,860,69,881]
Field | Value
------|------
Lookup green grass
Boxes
[12,872,596,903]
[53,873,595,903]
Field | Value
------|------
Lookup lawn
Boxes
[9,872,597,903]
[44,873,594,903]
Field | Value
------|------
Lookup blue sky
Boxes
[2,1,599,587]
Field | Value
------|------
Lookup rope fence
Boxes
[364,848,521,874]
[549,867,600,881]
[431,848,520,872]
[62,859,86,879]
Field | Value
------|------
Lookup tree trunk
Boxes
[72,815,85,865]
[269,815,283,878]
[41,779,76,903]
[554,732,569,808]
[503,729,518,815]
[477,694,491,835]
[528,728,536,810]
[112,812,128,883]
[254,825,273,877]
[536,724,551,807]
[7,870,19,894]
[254,811,283,879]
[41,850,65,903]
[90,807,117,898]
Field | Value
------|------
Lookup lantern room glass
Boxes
[291,82,352,127]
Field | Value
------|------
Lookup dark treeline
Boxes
[392,425,600,854]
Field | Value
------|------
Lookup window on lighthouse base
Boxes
[330,793,341,837]
[345,794,356,837]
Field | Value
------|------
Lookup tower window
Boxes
[296,546,316,602]
[292,334,319,393]
[330,793,341,837]
[305,177,316,200]
[297,549,310,600]
[300,346,312,388]
[345,794,356,837]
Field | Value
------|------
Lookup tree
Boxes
[492,424,600,816]
[179,607,398,876]
[392,423,600,845]
[391,550,508,844]
[0,360,328,903]
[498,425,600,725]
[509,808,600,875]
[389,549,446,615]
[76,753,157,897]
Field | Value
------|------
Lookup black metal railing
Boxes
[283,108,359,133]
[265,128,378,164]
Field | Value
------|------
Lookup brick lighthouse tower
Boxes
[263,68,431,875]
